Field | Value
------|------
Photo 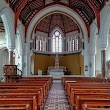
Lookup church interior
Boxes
[0,0,110,110]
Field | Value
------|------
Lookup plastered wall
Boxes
[33,53,84,75]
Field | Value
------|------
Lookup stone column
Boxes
[101,49,106,78]
[25,42,31,76]
[8,49,14,65]
[84,39,90,77]
[90,54,95,77]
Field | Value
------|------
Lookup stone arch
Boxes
[99,6,110,48]
[0,7,15,50]
[16,23,25,74]
[90,22,98,77]
[50,26,64,37]
[26,4,88,76]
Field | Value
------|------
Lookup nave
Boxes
[1,74,110,110]
[43,80,70,110]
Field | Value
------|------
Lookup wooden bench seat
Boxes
[0,76,52,110]
[62,77,110,110]
[0,92,42,109]
[0,83,47,97]
[0,104,30,110]
[0,97,37,110]
[82,103,110,110]
[76,97,110,110]
[71,92,110,107]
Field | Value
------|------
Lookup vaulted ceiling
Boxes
[36,13,79,33]
[5,0,107,27]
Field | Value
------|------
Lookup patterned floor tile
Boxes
[43,81,70,110]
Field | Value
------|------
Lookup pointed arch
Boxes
[26,4,88,76]
[0,7,15,50]
[50,27,64,52]
[16,23,25,74]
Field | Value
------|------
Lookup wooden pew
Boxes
[62,77,106,85]
[70,92,110,107]
[0,97,37,110]
[0,92,41,110]
[76,97,110,110]
[62,77,110,110]
[0,104,30,110]
[0,83,47,98]
[82,103,110,110]
[0,76,52,110]
[0,88,44,108]
[65,82,110,101]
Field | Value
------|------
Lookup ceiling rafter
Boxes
[4,0,108,38]
[13,0,24,12]
[87,0,100,32]
[43,0,45,6]
[70,0,95,24]
[19,0,44,25]
[29,0,42,7]
[15,0,28,32]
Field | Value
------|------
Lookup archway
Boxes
[16,23,25,75]
[99,5,110,76]
[26,4,88,76]
[89,22,98,77]
[0,7,15,78]
[0,8,15,50]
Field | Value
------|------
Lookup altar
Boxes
[48,71,64,79]
[47,54,66,79]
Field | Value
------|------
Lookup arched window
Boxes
[52,30,62,52]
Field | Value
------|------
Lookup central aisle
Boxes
[43,80,70,110]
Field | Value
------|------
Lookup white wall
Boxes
[106,34,110,73]
[0,0,8,9]
[0,49,8,77]
[95,37,101,74]
[106,34,110,61]
[0,32,6,44]
[15,34,20,69]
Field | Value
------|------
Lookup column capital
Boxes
[8,47,15,52]
[100,45,107,51]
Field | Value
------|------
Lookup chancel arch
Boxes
[26,4,88,76]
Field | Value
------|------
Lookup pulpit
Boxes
[3,65,22,82]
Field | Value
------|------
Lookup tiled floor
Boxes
[43,81,70,110]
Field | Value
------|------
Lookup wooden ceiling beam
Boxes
[15,0,28,32]
[42,0,45,6]
[29,0,42,6]
[87,0,100,32]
